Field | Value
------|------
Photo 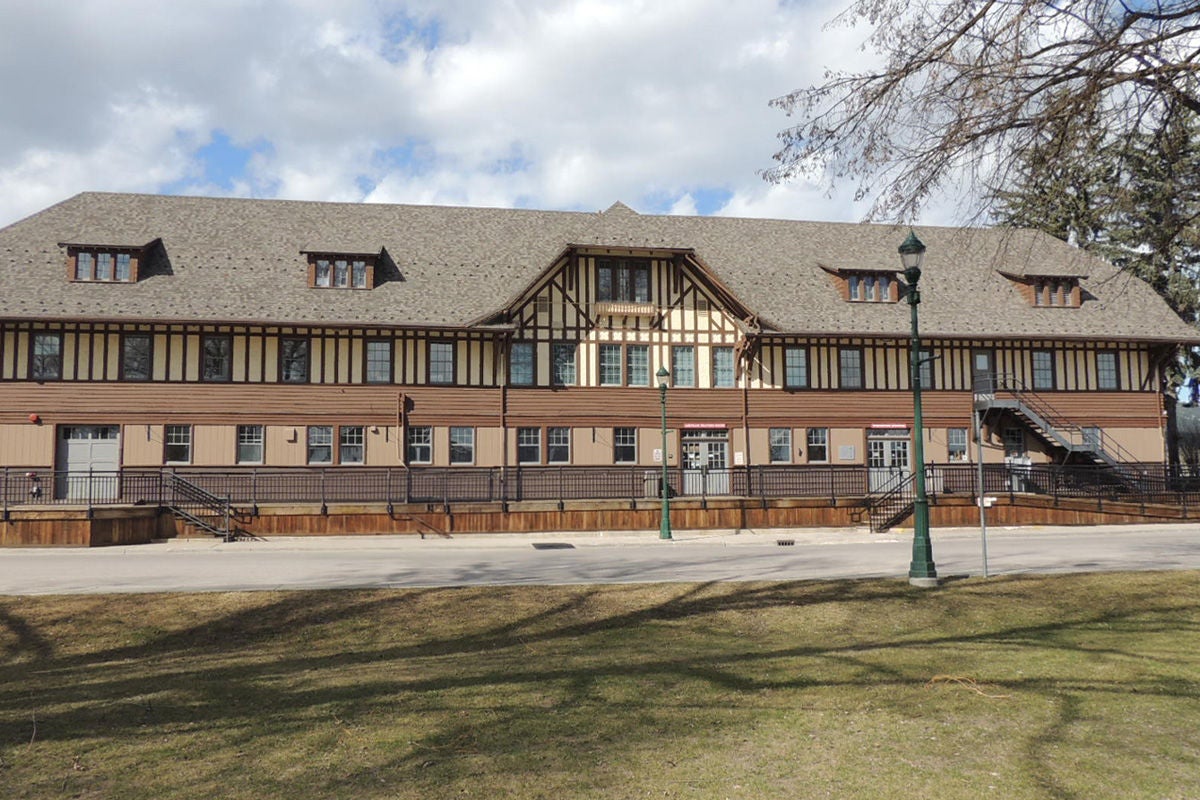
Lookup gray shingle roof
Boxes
[0,191,1194,342]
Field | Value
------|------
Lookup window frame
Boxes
[551,342,577,387]
[547,426,571,464]
[626,344,650,387]
[672,346,696,388]
[784,345,809,389]
[596,258,651,303]
[69,247,138,283]
[164,424,192,464]
[309,254,375,290]
[510,341,536,386]
[407,425,433,464]
[769,427,792,463]
[806,428,829,463]
[428,340,456,385]
[120,333,153,382]
[613,427,637,464]
[1031,350,1056,391]
[339,425,366,465]
[1096,351,1120,390]
[279,337,310,384]
[838,347,864,390]
[712,346,736,388]
[236,424,265,464]
[517,427,541,465]
[599,344,623,387]
[947,427,968,462]
[307,425,334,465]
[449,426,475,465]
[30,332,63,381]
[201,334,233,383]
[365,339,393,384]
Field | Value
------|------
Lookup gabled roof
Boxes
[0,191,1194,342]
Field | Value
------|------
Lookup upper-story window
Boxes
[31,333,63,380]
[510,342,535,386]
[279,338,310,383]
[847,272,895,302]
[784,346,809,389]
[121,333,153,381]
[68,247,139,283]
[597,258,650,303]
[202,334,232,382]
[429,341,456,384]
[305,251,376,289]
[712,347,736,388]
[551,342,576,386]
[1032,277,1080,307]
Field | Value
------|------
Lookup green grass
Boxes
[2,572,1199,799]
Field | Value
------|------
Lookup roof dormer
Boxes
[1001,271,1085,308]
[61,239,158,283]
[302,249,381,289]
[821,266,901,303]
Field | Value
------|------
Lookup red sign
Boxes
[683,423,728,430]
[869,423,909,429]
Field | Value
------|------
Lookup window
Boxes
[627,345,649,386]
[517,427,541,464]
[71,248,136,282]
[847,272,893,302]
[917,347,934,389]
[510,342,535,386]
[552,343,577,386]
[1003,428,1025,457]
[279,338,309,383]
[307,426,333,464]
[1096,351,1119,390]
[1031,277,1079,307]
[599,344,623,386]
[948,428,968,462]
[165,424,192,463]
[450,427,475,464]
[121,334,153,381]
[770,428,792,463]
[784,346,808,389]
[202,334,232,382]
[596,258,650,302]
[614,427,637,463]
[838,348,863,389]
[429,341,455,384]
[407,426,432,464]
[237,425,264,464]
[548,427,571,463]
[672,346,695,387]
[365,340,392,384]
[807,428,829,462]
[340,426,365,464]
[1032,350,1055,390]
[311,256,373,289]
[31,333,62,380]
[712,347,736,388]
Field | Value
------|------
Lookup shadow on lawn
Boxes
[1,574,1198,797]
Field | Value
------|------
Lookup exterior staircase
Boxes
[866,470,916,532]
[974,375,1145,488]
[163,472,246,541]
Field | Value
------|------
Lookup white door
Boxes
[868,435,910,492]
[56,426,120,501]
[682,431,730,495]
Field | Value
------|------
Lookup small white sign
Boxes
[734,451,745,466]
[653,448,663,463]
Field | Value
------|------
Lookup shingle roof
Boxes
[0,191,1194,342]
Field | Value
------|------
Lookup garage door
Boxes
[56,426,121,501]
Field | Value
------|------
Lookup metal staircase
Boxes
[163,472,244,541]
[974,375,1144,487]
[866,470,916,532]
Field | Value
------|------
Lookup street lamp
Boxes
[900,230,939,587]
[657,364,673,540]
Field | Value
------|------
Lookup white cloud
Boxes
[0,0,911,228]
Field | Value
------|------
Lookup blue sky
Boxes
[0,0,924,228]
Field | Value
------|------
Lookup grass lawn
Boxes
[2,571,1199,799]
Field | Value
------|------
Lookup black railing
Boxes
[4,463,1198,519]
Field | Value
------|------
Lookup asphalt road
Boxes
[1,523,1198,595]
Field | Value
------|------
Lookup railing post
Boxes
[557,467,565,511]
[87,467,94,519]
[320,469,328,515]
[442,469,450,514]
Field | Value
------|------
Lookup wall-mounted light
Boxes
[28,413,41,425]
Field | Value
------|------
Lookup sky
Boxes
[0,0,939,229]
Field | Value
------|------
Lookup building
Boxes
[0,192,1195,540]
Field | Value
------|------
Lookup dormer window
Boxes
[825,268,899,303]
[597,258,650,303]
[304,251,377,289]
[65,245,141,283]
[1032,277,1080,308]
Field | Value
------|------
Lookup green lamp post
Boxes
[657,364,673,540]
[900,230,939,587]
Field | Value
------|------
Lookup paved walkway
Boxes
[1,523,1197,594]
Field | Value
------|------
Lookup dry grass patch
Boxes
[1,572,1198,799]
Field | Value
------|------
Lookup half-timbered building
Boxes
[0,192,1195,541]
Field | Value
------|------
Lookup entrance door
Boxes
[972,349,995,393]
[681,430,730,495]
[56,425,120,501]
[867,432,910,492]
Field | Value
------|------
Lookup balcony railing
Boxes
[3,463,1197,519]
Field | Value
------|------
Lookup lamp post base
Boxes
[908,576,941,588]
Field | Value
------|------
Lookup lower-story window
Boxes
[769,427,792,463]
[947,428,968,462]
[450,426,475,464]
[517,427,541,464]
[237,425,264,464]
[614,427,637,463]
[307,426,334,464]
[165,424,192,464]
[408,426,432,464]
[806,428,829,462]
[340,426,365,464]
[547,427,571,463]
